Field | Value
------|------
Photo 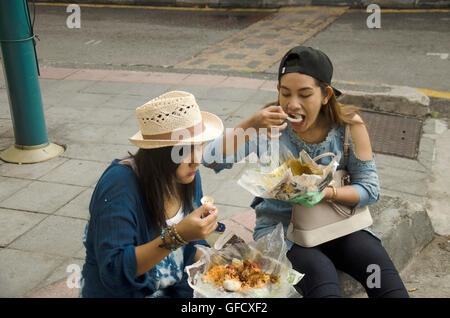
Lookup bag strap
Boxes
[344,124,350,168]
[312,152,335,162]
[311,125,350,165]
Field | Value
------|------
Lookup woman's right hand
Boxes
[249,105,288,138]
[175,205,219,242]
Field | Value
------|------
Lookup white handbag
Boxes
[286,125,373,248]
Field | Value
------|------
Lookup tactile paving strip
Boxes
[360,111,423,159]
[175,7,346,72]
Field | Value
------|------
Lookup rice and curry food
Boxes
[201,258,279,292]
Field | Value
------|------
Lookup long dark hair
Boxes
[128,146,196,232]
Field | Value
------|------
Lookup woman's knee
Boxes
[287,244,341,298]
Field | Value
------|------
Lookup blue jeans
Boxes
[287,230,409,298]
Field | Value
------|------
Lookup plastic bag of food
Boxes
[237,142,340,202]
[185,223,304,298]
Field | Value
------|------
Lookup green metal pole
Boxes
[0,0,63,163]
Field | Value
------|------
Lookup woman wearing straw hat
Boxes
[80,91,224,298]
[202,46,408,298]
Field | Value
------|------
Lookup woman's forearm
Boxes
[221,117,257,157]
[134,237,171,277]
[322,185,360,207]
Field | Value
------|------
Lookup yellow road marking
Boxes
[337,80,450,100]
[415,88,450,100]
[35,3,450,13]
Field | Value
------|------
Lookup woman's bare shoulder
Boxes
[348,113,373,160]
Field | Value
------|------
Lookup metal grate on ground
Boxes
[360,111,423,159]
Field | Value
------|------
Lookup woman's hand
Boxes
[249,105,288,138]
[176,205,219,242]
[287,192,323,207]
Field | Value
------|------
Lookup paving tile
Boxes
[246,61,261,69]
[203,87,258,102]
[219,76,265,90]
[97,70,152,83]
[49,92,112,109]
[114,83,171,97]
[246,89,278,105]
[214,204,249,222]
[80,81,135,95]
[46,104,131,126]
[39,67,79,80]
[378,165,428,197]
[188,58,208,65]
[0,176,32,202]
[210,178,254,208]
[230,209,256,232]
[61,141,137,163]
[27,277,79,298]
[48,122,114,144]
[140,72,189,85]
[102,94,152,110]
[0,248,65,297]
[243,43,264,49]
[63,69,113,81]
[30,257,85,295]
[224,53,247,59]
[0,208,47,247]
[9,215,87,257]
[101,123,139,145]
[221,219,254,243]
[55,187,94,220]
[0,101,11,120]
[0,118,13,135]
[41,80,94,96]
[182,74,227,87]
[0,157,68,180]
[196,98,242,117]
[0,137,14,152]
[0,180,84,214]
[259,80,278,91]
[39,159,108,187]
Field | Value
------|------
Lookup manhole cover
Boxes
[360,111,422,159]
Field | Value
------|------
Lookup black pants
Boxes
[286,230,409,298]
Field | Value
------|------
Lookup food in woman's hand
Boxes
[201,196,214,206]
[286,158,323,176]
[202,258,279,292]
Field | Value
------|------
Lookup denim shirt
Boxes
[202,123,380,250]
[81,159,208,298]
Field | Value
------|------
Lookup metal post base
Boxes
[0,143,65,164]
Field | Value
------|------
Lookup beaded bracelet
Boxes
[158,226,186,251]
[172,224,188,245]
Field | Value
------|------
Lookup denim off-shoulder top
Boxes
[202,123,380,250]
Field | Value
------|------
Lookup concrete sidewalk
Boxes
[0,67,448,298]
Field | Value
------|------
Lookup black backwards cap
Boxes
[278,46,342,97]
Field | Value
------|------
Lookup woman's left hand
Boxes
[287,192,323,207]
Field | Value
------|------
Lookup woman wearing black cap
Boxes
[202,46,409,298]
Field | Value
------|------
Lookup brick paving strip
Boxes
[33,66,274,90]
[175,7,347,72]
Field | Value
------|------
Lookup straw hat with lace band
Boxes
[129,91,223,149]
